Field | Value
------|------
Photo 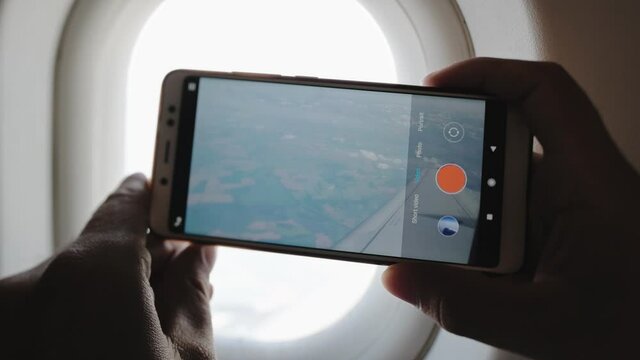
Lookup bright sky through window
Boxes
[126,0,396,342]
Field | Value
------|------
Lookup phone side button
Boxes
[294,75,319,80]
[230,71,282,79]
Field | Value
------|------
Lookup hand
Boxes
[0,174,216,359]
[382,58,640,359]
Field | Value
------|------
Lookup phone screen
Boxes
[170,76,506,266]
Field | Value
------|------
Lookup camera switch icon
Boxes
[443,122,465,143]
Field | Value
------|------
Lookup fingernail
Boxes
[381,265,418,306]
[199,245,217,271]
[381,266,395,288]
[121,173,148,191]
[423,71,441,86]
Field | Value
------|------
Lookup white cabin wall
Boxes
[0,0,74,276]
[458,0,640,172]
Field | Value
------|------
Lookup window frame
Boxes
[53,0,474,358]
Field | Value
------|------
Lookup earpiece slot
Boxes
[163,141,171,163]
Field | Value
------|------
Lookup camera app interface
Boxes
[184,78,486,264]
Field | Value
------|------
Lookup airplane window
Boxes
[126,0,397,346]
[48,0,538,357]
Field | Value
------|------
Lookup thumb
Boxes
[422,58,626,179]
[81,173,150,240]
[155,244,217,359]
[382,263,543,349]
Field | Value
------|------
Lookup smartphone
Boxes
[150,70,530,273]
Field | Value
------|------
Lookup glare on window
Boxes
[126,0,396,342]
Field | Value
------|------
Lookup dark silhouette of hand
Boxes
[383,58,640,360]
[0,174,216,359]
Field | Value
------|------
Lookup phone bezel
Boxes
[150,70,530,273]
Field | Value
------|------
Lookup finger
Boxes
[80,173,150,242]
[70,174,152,276]
[382,263,544,351]
[147,236,190,274]
[38,174,178,358]
[520,152,550,277]
[155,244,217,359]
[423,58,608,159]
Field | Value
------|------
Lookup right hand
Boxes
[382,58,640,359]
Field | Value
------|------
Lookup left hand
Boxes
[0,174,217,359]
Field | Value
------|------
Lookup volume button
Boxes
[230,71,282,79]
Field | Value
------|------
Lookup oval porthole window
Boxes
[126,0,396,347]
[55,0,476,358]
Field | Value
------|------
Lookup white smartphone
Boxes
[150,70,530,273]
